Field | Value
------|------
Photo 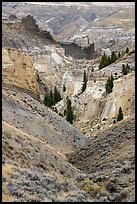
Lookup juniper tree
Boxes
[99,52,109,69]
[122,64,130,75]
[111,51,117,63]
[125,47,129,53]
[63,84,66,92]
[118,52,121,58]
[50,90,54,106]
[117,107,123,121]
[65,97,74,124]
[105,74,114,93]
[54,86,61,104]
[44,94,52,107]
[82,70,88,93]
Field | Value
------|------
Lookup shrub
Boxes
[83,179,101,196]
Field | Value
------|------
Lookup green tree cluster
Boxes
[44,86,62,108]
[117,107,123,121]
[99,51,118,70]
[122,64,130,75]
[64,97,74,124]
[105,74,114,93]
[82,70,88,93]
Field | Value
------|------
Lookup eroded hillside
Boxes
[2,48,40,95]
[2,2,135,202]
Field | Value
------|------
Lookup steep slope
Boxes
[2,15,57,50]
[57,17,89,40]
[2,2,122,36]
[67,115,135,201]
[2,48,40,95]
[2,83,87,202]
[90,7,135,31]
[2,2,135,202]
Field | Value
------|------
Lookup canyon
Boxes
[2,2,135,202]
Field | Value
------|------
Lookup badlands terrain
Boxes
[2,2,135,202]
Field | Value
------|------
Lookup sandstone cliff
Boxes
[2,48,40,95]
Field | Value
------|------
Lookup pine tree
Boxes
[126,63,130,71]
[99,52,112,69]
[105,74,114,93]
[99,52,107,69]
[44,87,62,108]
[118,52,121,58]
[117,107,123,121]
[50,90,54,106]
[65,97,74,124]
[82,70,88,93]
[54,86,61,104]
[111,51,117,63]
[125,47,129,53]
[63,84,66,92]
[44,94,51,107]
[122,64,130,75]
[108,55,111,65]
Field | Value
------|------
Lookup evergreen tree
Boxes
[44,94,51,107]
[126,63,130,71]
[99,52,112,69]
[111,51,117,63]
[108,55,111,65]
[44,87,62,108]
[117,107,123,121]
[54,86,61,104]
[125,47,129,53]
[118,52,121,58]
[105,74,114,93]
[122,64,130,75]
[63,84,66,92]
[82,70,88,93]
[65,97,74,124]
[50,90,54,106]
[99,52,108,69]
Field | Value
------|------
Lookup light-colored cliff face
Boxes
[72,71,135,135]
[101,73,135,120]
[2,48,40,94]
[55,64,134,135]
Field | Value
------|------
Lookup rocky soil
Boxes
[67,115,135,202]
[2,2,135,202]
